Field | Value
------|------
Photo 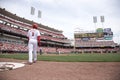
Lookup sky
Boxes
[0,0,120,44]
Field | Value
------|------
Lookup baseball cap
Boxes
[32,24,38,29]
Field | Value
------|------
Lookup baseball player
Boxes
[27,24,41,64]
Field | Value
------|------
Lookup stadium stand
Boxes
[74,26,120,53]
[0,8,73,54]
[0,8,119,54]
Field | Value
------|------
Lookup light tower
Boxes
[93,16,97,31]
[100,16,105,28]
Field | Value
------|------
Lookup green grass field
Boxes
[0,53,120,62]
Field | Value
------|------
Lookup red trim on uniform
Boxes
[28,37,29,41]
[37,36,40,42]
[37,36,41,46]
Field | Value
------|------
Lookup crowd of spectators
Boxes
[75,39,116,47]
[0,42,28,53]
[41,47,73,54]
[0,41,119,54]
[0,18,69,43]
[75,48,119,53]
[0,23,27,35]
[0,42,73,54]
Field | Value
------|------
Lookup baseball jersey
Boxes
[27,29,40,40]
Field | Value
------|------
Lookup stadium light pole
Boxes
[93,16,97,31]
[30,6,42,21]
[100,16,105,29]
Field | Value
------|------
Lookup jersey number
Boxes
[32,32,34,36]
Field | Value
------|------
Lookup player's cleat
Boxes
[27,62,33,65]
[33,61,36,63]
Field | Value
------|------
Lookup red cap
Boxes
[32,24,38,29]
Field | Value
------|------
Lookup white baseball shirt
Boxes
[27,29,40,40]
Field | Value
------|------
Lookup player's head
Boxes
[32,24,38,29]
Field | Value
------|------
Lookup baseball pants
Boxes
[28,39,37,63]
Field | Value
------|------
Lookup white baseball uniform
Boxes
[27,29,40,63]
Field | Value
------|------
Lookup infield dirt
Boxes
[0,58,120,80]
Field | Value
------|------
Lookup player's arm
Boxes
[27,37,29,41]
[37,36,41,46]
[37,30,41,46]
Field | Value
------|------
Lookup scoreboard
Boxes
[74,32,104,38]
[74,28,113,40]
